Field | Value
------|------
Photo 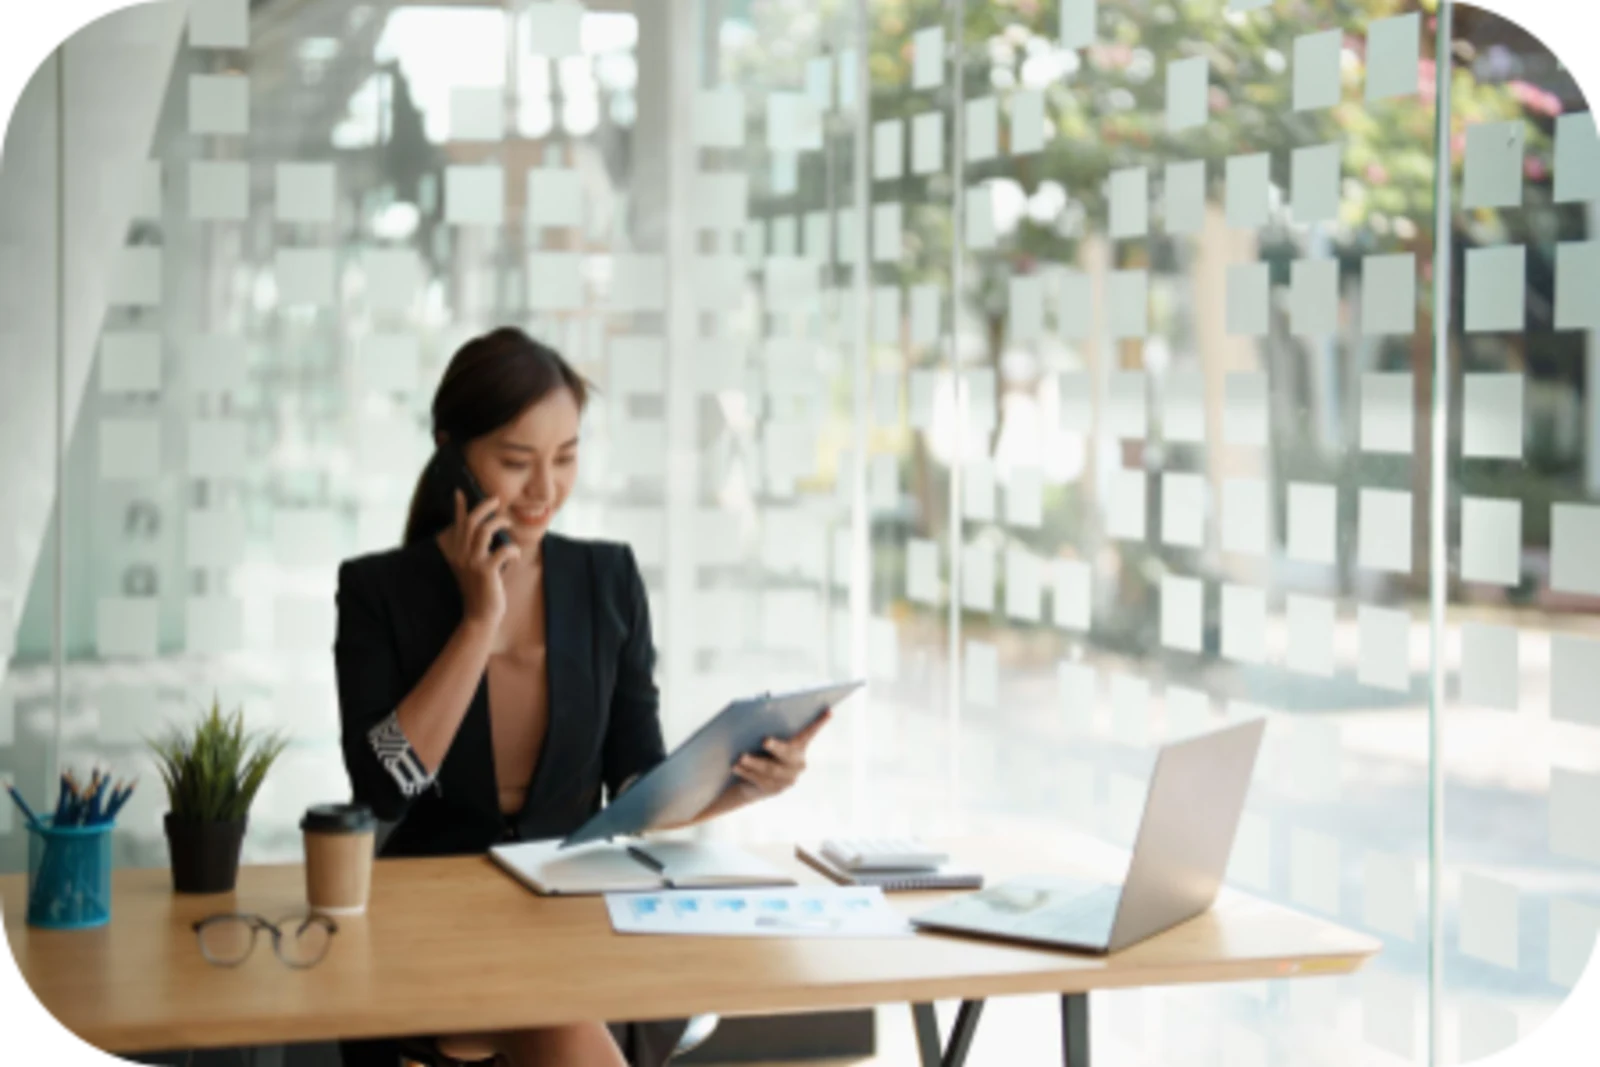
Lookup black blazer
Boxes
[333,532,667,858]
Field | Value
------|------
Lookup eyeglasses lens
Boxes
[197,917,256,966]
[275,913,333,968]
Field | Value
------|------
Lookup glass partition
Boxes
[7,0,668,866]
[1,2,1597,1065]
[1440,8,1600,1063]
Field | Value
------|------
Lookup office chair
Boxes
[396,1015,719,1066]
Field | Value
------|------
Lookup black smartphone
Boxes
[442,444,513,553]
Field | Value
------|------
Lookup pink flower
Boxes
[1510,81,1562,118]
[1091,43,1133,70]
[1417,58,1438,104]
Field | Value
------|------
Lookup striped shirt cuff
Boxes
[367,711,435,797]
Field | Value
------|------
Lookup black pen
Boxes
[626,843,666,874]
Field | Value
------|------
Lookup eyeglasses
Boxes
[192,911,338,969]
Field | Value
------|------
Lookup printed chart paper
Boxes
[611,887,914,938]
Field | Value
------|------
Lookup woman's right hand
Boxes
[440,489,520,626]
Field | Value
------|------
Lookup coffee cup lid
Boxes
[300,803,376,834]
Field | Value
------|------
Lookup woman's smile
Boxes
[509,505,551,527]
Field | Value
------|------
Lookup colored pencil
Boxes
[5,784,44,832]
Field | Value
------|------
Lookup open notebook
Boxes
[490,838,798,896]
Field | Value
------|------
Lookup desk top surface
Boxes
[2,834,1379,1053]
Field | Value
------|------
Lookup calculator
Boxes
[820,837,949,872]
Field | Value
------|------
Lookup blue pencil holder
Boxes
[26,818,114,930]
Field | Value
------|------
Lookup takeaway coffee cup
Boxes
[300,803,377,916]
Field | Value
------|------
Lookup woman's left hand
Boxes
[731,708,832,800]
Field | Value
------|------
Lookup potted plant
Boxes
[146,697,288,894]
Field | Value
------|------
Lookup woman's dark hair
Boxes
[402,327,591,546]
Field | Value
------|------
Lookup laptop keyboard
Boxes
[1009,885,1120,943]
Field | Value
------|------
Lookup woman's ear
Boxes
[434,430,448,448]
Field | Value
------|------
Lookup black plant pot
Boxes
[164,814,247,894]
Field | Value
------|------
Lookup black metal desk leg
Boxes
[1062,993,1090,1067]
[943,1000,985,1067]
[912,1003,942,1067]
[909,1000,987,1067]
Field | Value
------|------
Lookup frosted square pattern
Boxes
[965,97,998,162]
[1162,369,1204,443]
[1286,595,1335,677]
[1109,168,1149,239]
[1291,258,1338,336]
[1060,0,1097,49]
[1054,561,1091,631]
[1226,265,1269,338]
[1107,468,1146,542]
[1361,373,1413,453]
[1010,91,1045,155]
[1358,489,1412,574]
[1552,634,1600,727]
[1288,482,1337,565]
[1367,13,1421,101]
[1161,473,1204,548]
[913,26,944,89]
[1225,153,1270,230]
[1460,497,1521,587]
[1164,160,1205,234]
[1223,479,1269,556]
[1223,371,1268,445]
[1221,583,1266,664]
[1362,254,1416,335]
[1167,58,1208,132]
[1460,623,1519,711]
[1464,121,1525,209]
[912,112,943,175]
[1554,112,1600,202]
[1460,873,1520,970]
[1291,142,1342,223]
[1464,245,1527,332]
[1462,374,1524,458]
[190,0,248,48]
[528,168,584,228]
[1551,505,1600,595]
[189,161,247,221]
[1293,30,1342,112]
[1555,242,1600,330]
[1108,270,1148,339]
[1161,574,1203,653]
[1358,606,1411,692]
[276,162,336,224]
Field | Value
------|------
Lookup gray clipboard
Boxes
[560,679,864,848]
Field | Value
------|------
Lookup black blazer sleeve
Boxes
[602,544,667,801]
[334,558,426,823]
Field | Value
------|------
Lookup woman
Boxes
[334,327,829,1067]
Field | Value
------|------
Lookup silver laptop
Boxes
[911,718,1265,955]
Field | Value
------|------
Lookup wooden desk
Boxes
[3,835,1379,1066]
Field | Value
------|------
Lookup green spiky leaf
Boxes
[143,694,289,822]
